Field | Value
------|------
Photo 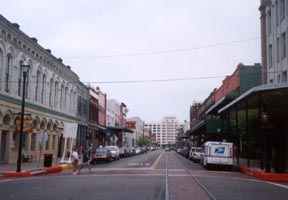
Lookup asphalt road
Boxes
[1,150,288,200]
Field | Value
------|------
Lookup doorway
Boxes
[0,131,8,163]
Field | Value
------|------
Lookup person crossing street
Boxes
[78,147,93,174]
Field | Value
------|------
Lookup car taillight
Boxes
[229,147,232,157]
[208,147,211,156]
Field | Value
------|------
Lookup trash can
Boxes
[44,154,53,167]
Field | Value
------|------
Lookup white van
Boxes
[202,141,233,169]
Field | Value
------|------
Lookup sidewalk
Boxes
[234,157,288,182]
[0,158,72,177]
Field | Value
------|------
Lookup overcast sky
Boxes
[1,0,261,123]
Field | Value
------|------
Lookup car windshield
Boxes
[96,148,107,153]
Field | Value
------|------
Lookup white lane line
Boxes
[165,153,170,200]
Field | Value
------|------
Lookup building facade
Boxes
[0,15,78,164]
[126,117,144,147]
[76,81,89,149]
[106,99,121,127]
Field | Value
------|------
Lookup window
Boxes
[282,71,287,82]
[277,38,280,62]
[276,0,279,25]
[5,54,12,92]
[22,133,28,151]
[12,133,19,151]
[31,133,36,151]
[281,32,286,59]
[60,84,64,110]
[18,61,23,97]
[54,82,58,108]
[35,70,40,101]
[268,44,273,68]
[25,67,30,99]
[45,135,49,150]
[49,79,54,107]
[52,135,56,150]
[41,74,46,104]
[280,0,285,21]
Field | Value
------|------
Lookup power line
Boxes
[1,70,271,85]
[60,37,260,59]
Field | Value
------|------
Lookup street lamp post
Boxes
[16,62,30,172]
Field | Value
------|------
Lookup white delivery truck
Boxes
[202,141,234,169]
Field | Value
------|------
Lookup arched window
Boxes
[25,66,30,99]
[60,84,64,110]
[5,54,12,92]
[18,60,23,97]
[54,81,58,108]
[41,74,46,104]
[35,70,40,101]
[64,87,68,111]
[49,78,54,107]
[0,49,4,91]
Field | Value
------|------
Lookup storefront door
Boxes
[0,131,8,163]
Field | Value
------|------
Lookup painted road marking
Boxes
[151,152,163,169]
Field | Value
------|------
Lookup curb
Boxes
[3,171,31,177]
[252,170,288,182]
[2,165,64,178]
[238,165,288,182]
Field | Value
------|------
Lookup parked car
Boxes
[119,147,128,158]
[189,147,204,162]
[126,147,136,156]
[105,146,120,160]
[182,146,191,158]
[91,147,112,163]
[135,147,142,155]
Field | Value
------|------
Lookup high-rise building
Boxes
[145,116,179,147]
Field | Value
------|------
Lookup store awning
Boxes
[190,120,205,135]
[205,90,238,115]
[106,126,134,133]
[218,83,288,114]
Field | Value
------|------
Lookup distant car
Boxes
[135,147,142,155]
[105,146,120,160]
[165,147,170,151]
[119,147,128,158]
[91,148,112,163]
[126,147,136,156]
[189,147,204,162]
[182,146,191,158]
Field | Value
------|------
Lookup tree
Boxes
[137,136,151,146]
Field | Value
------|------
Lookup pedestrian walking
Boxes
[71,147,79,175]
[78,147,93,174]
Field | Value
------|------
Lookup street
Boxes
[1,150,288,200]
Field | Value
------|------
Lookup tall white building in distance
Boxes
[145,116,179,147]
